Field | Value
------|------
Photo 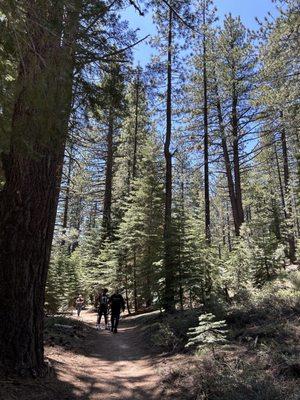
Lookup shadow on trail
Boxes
[1,312,162,400]
[1,367,159,400]
[86,322,151,362]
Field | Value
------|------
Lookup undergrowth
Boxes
[145,280,300,400]
[162,355,299,400]
[44,315,90,350]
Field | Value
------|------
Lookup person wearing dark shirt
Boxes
[75,294,84,317]
[96,288,109,330]
[109,289,125,333]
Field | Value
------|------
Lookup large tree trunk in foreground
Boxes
[164,8,175,313]
[0,146,65,376]
[0,2,78,376]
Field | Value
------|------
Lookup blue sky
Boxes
[121,0,278,66]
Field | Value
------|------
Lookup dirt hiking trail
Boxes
[48,310,163,400]
[1,310,166,400]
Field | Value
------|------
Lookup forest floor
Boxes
[1,310,167,400]
[1,280,299,400]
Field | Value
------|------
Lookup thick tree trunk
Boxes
[164,8,175,313]
[103,108,114,238]
[0,1,78,375]
[0,147,65,376]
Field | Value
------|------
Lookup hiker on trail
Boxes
[96,288,110,330]
[75,294,84,317]
[109,289,125,333]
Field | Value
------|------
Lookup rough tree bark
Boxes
[0,1,80,376]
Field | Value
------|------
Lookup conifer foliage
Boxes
[0,0,299,376]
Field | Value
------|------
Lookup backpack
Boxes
[100,294,108,306]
